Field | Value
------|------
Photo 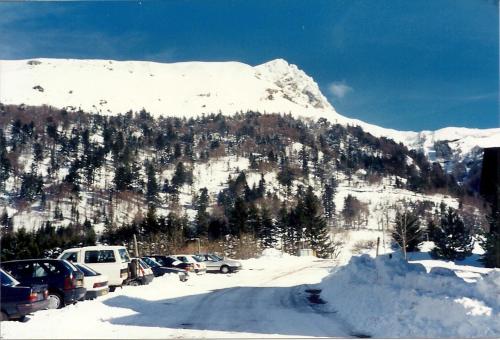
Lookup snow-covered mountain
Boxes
[1,58,498,159]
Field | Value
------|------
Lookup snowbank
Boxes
[320,253,500,338]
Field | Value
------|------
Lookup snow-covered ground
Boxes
[3,244,499,339]
[319,245,500,338]
[1,250,345,339]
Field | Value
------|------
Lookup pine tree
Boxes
[259,207,277,248]
[299,144,309,175]
[276,204,293,253]
[322,178,337,224]
[146,161,159,203]
[114,164,133,191]
[341,194,360,228]
[392,207,423,259]
[228,197,248,236]
[195,188,210,237]
[83,219,97,245]
[172,162,192,188]
[480,209,500,268]
[247,203,261,238]
[257,173,266,198]
[430,206,474,260]
[301,187,335,258]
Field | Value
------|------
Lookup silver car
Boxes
[196,254,242,274]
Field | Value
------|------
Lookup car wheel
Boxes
[220,265,230,274]
[47,292,64,309]
[129,280,141,286]
[0,311,8,321]
[109,286,116,292]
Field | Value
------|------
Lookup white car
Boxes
[73,263,109,299]
[59,246,131,291]
[171,255,207,274]
[196,253,242,273]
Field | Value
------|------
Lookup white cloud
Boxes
[328,81,353,98]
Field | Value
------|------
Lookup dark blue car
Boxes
[0,268,49,321]
[1,259,86,309]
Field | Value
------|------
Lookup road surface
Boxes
[1,256,356,338]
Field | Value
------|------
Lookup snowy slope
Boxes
[1,58,499,157]
[0,58,335,120]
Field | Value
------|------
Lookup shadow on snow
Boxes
[102,284,350,337]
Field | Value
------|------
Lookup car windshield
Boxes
[143,257,160,267]
[137,258,150,269]
[60,251,78,262]
[74,263,99,276]
[210,254,223,261]
[192,255,204,262]
[118,248,131,263]
[0,269,19,286]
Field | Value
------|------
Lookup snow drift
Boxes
[320,253,500,338]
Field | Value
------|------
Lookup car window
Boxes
[118,249,131,263]
[8,262,33,279]
[61,252,78,262]
[193,255,204,262]
[154,257,166,266]
[177,256,188,262]
[75,263,98,276]
[41,261,62,275]
[142,257,159,267]
[33,262,49,278]
[0,269,19,286]
[60,259,79,272]
[137,258,150,269]
[85,250,116,263]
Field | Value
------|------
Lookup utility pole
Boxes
[133,234,139,257]
[190,237,201,254]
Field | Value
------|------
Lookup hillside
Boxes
[1,104,488,259]
[0,58,495,260]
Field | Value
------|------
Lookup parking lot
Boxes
[1,254,345,339]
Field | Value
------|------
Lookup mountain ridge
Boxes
[1,57,498,160]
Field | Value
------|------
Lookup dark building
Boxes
[480,147,500,232]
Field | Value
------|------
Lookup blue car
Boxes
[2,259,86,309]
[0,268,49,321]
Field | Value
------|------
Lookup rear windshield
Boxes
[85,250,116,263]
[74,263,98,276]
[60,252,78,262]
[0,269,19,286]
[61,260,79,272]
[118,249,131,263]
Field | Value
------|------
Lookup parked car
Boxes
[141,257,189,282]
[171,255,207,274]
[148,255,194,272]
[0,269,49,321]
[196,253,242,273]
[59,246,131,291]
[127,258,154,286]
[72,263,109,300]
[1,259,85,309]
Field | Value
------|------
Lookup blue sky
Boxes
[0,0,498,131]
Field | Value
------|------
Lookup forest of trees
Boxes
[0,104,491,261]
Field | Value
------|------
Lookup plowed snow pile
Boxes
[320,253,500,338]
